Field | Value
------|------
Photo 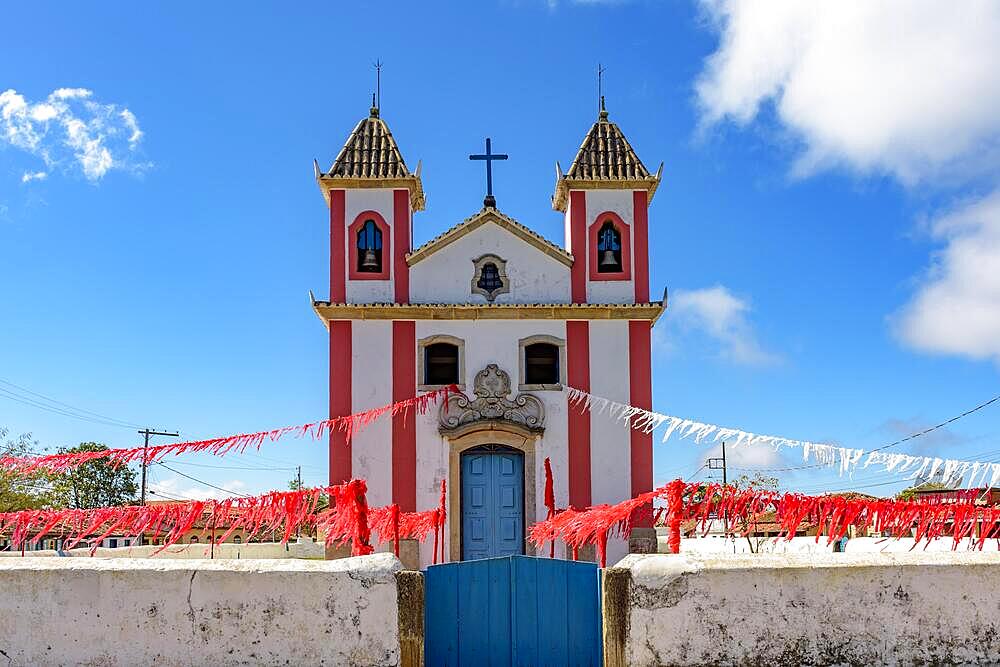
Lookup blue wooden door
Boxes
[425,556,603,667]
[462,448,524,560]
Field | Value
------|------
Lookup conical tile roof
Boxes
[324,108,410,179]
[564,109,651,181]
[552,104,661,212]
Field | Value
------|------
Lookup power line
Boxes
[155,462,251,498]
[163,460,297,471]
[0,387,138,430]
[0,378,143,429]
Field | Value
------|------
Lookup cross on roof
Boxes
[469,137,508,209]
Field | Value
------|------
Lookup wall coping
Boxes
[0,552,402,575]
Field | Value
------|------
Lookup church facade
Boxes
[312,101,664,568]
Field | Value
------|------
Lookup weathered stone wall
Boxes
[0,553,403,666]
[0,540,327,560]
[611,552,1000,666]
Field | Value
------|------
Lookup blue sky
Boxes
[2,2,999,501]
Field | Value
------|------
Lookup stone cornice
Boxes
[315,174,426,211]
[310,296,667,328]
[551,168,662,212]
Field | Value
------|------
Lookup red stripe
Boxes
[570,191,587,303]
[393,189,410,303]
[628,321,653,514]
[632,190,649,303]
[330,190,346,302]
[329,320,352,485]
[566,321,591,508]
[392,320,416,512]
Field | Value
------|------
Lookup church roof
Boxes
[406,207,574,268]
[310,298,666,325]
[552,104,662,212]
[315,107,426,210]
[326,108,410,179]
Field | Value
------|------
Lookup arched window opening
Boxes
[233,535,242,544]
[356,219,383,273]
[597,221,622,273]
[425,343,459,385]
[524,343,559,385]
[477,262,502,292]
[189,536,199,543]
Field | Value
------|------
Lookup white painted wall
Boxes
[662,535,836,555]
[588,320,632,565]
[617,552,1000,665]
[409,221,571,304]
[345,189,395,304]
[0,553,402,666]
[412,319,571,567]
[351,320,393,507]
[846,536,1000,553]
[585,190,636,304]
[0,540,327,560]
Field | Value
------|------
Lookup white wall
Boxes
[0,553,402,666]
[616,552,1000,665]
[589,320,632,565]
[413,319,571,567]
[345,189,395,304]
[585,190,636,305]
[351,320,393,507]
[409,221,571,304]
[663,536,836,555]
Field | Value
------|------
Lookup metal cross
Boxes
[374,59,383,109]
[469,137,508,208]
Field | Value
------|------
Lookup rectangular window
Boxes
[424,342,459,385]
[524,343,559,385]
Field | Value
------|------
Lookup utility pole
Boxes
[138,428,179,506]
[707,441,728,487]
[707,441,729,542]
[296,466,303,538]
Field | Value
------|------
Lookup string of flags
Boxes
[564,386,1000,488]
[0,385,457,474]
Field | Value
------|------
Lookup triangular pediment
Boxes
[406,208,574,268]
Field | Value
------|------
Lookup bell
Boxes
[361,248,379,270]
[600,249,618,268]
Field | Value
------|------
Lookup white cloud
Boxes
[696,2,1000,365]
[0,88,148,182]
[148,477,248,501]
[695,0,1000,185]
[20,170,46,183]
[894,189,1000,363]
[669,285,779,366]
[704,441,780,469]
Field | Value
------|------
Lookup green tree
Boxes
[0,428,60,512]
[52,443,138,508]
[732,472,780,553]
[897,481,950,501]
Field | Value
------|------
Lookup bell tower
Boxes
[552,97,661,306]
[553,98,662,554]
[315,101,425,306]
[316,102,425,492]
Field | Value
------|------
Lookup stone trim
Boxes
[470,253,510,302]
[311,299,666,325]
[446,426,538,562]
[417,334,465,391]
[406,208,574,267]
[518,334,566,391]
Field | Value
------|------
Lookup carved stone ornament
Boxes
[439,364,545,434]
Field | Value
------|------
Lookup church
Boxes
[311,97,665,569]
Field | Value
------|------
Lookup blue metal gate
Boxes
[425,556,602,666]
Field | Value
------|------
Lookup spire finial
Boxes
[370,59,383,117]
[598,64,608,120]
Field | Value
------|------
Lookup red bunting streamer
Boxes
[0,385,457,475]
[0,480,373,556]
[529,480,1000,566]
[543,457,556,558]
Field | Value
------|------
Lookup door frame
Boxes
[459,444,527,561]
[446,424,539,562]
